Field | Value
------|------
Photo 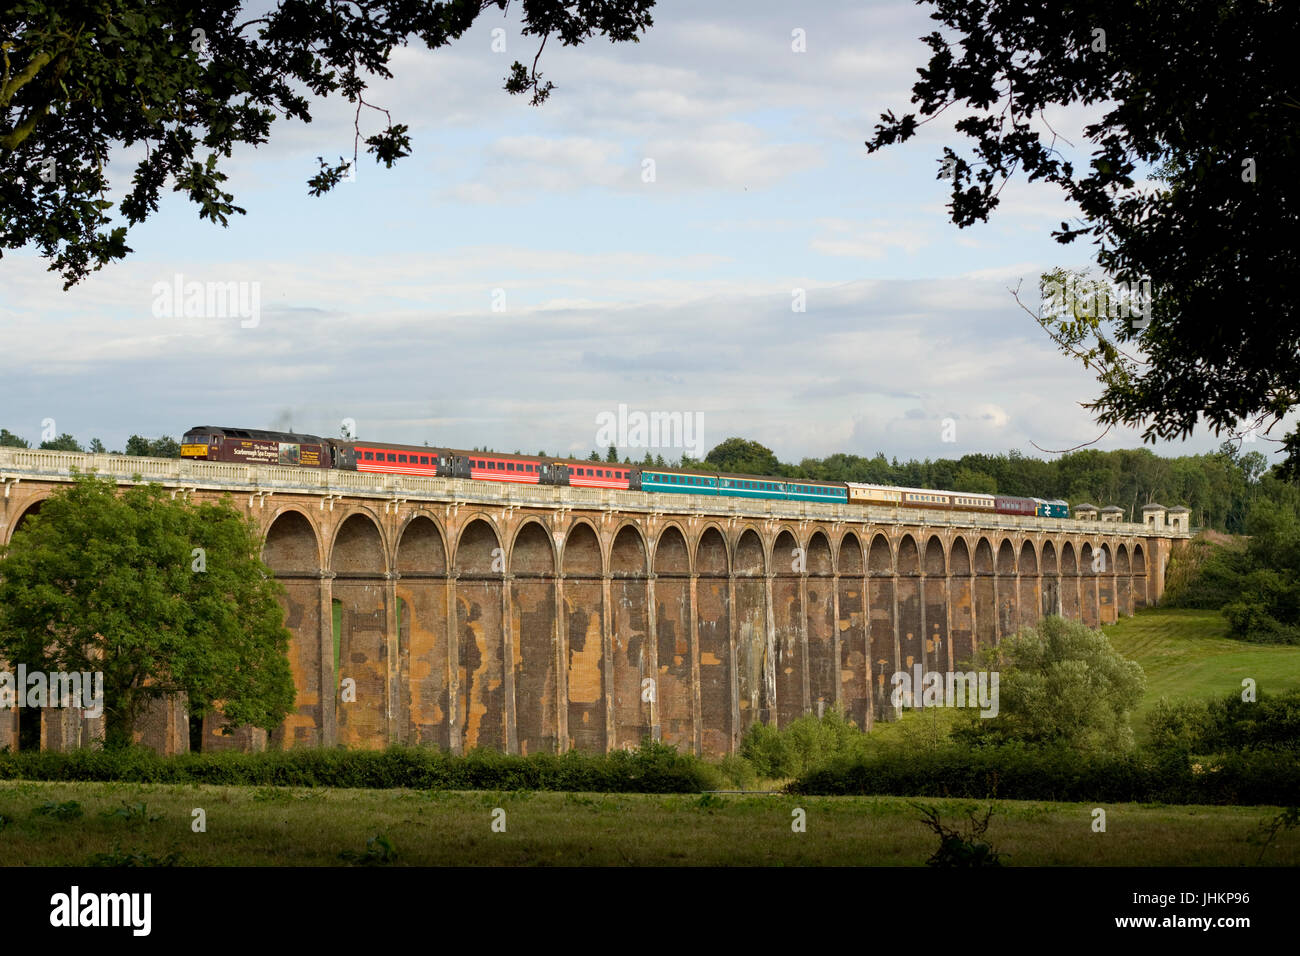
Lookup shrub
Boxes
[1149,690,1300,754]
[710,755,757,790]
[913,803,1003,867]
[1163,537,1250,609]
[738,721,794,779]
[953,615,1145,752]
[1146,698,1212,755]
[0,739,713,793]
[789,743,1300,806]
[738,709,869,780]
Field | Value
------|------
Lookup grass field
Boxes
[1100,607,1300,735]
[0,779,1295,866]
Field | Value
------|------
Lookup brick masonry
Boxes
[0,451,1183,756]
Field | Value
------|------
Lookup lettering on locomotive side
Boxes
[227,440,283,464]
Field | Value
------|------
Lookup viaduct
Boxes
[0,448,1191,756]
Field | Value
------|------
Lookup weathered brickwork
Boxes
[0,451,1184,756]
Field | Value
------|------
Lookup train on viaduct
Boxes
[0,448,1191,756]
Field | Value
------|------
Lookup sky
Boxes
[2,0,1289,467]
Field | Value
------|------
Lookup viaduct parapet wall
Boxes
[0,449,1188,756]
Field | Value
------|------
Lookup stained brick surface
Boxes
[0,475,1176,756]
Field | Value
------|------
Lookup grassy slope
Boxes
[0,780,1294,866]
[1100,607,1300,734]
[845,605,1300,752]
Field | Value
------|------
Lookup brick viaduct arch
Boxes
[236,511,1168,756]
[0,455,1180,756]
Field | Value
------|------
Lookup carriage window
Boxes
[364,451,374,461]
[507,462,515,471]
[387,454,396,462]
[420,456,429,465]
[398,455,407,463]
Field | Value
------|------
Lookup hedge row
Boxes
[790,745,1300,805]
[0,741,714,793]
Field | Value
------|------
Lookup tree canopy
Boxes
[0,474,295,746]
[704,437,781,476]
[1,0,656,286]
[867,0,1300,473]
[954,615,1147,752]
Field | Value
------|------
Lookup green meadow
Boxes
[0,780,1294,866]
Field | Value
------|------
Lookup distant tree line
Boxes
[690,437,1298,534]
[0,428,180,458]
